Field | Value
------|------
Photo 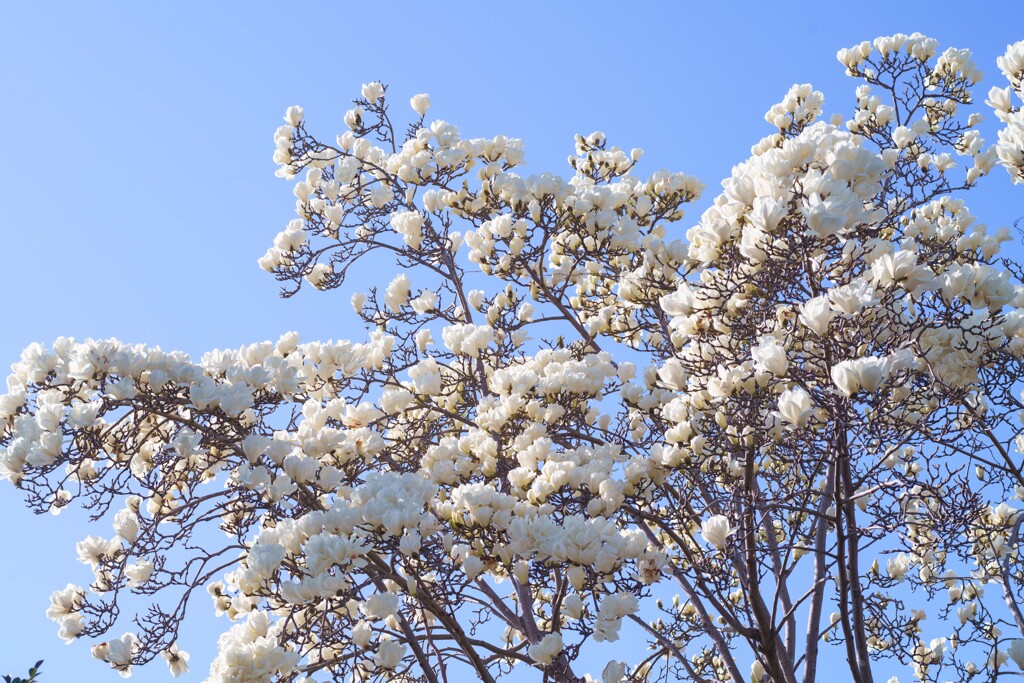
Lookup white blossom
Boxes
[528,632,563,666]
[161,643,190,678]
[410,93,431,117]
[701,515,735,551]
[778,387,814,427]
[799,296,834,336]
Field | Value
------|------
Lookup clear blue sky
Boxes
[1,1,1021,681]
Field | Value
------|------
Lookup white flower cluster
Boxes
[990,41,1024,183]
[90,634,136,678]
[0,332,395,487]
[764,83,824,135]
[46,583,85,644]
[837,33,939,76]
[205,612,299,683]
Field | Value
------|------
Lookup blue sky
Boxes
[1,1,1022,681]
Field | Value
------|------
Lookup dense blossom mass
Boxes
[5,33,1024,683]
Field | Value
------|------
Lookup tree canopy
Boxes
[4,32,1024,683]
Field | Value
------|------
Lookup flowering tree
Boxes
[5,33,1024,683]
